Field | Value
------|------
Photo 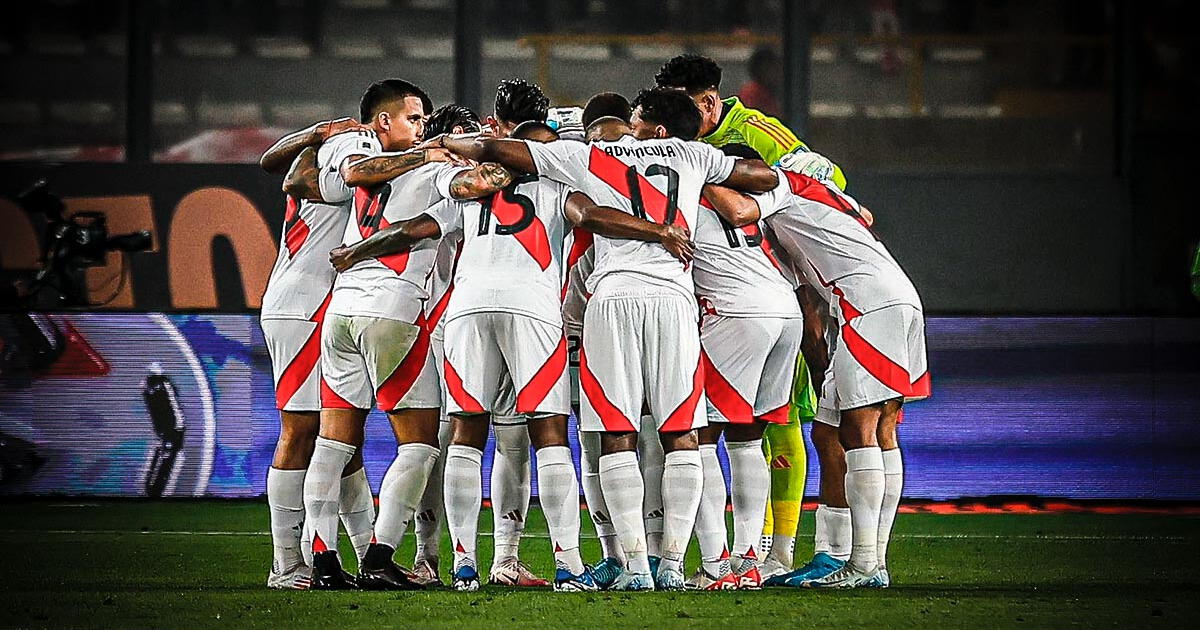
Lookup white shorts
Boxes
[262,317,323,412]
[578,288,705,433]
[815,303,930,427]
[442,312,569,417]
[320,313,441,411]
[701,315,803,425]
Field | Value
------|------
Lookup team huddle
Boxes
[258,54,928,593]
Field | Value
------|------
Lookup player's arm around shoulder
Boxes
[739,107,848,191]
[282,146,322,201]
[563,191,693,265]
[701,184,761,227]
[328,215,445,272]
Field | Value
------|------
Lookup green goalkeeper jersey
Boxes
[701,97,848,191]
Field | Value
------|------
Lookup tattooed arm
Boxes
[259,117,366,174]
[328,215,444,272]
[341,148,460,189]
[447,162,514,200]
[562,191,694,265]
[281,147,323,201]
[425,133,538,174]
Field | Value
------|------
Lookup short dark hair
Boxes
[654,54,722,95]
[511,120,558,141]
[632,87,703,140]
[359,79,433,122]
[494,79,550,125]
[425,104,481,137]
[582,92,631,128]
[719,143,763,160]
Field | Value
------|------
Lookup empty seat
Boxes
[551,44,610,61]
[810,101,857,118]
[483,38,534,60]
[154,101,191,125]
[269,102,336,126]
[30,34,87,56]
[175,35,238,58]
[863,103,926,118]
[811,44,838,63]
[196,101,263,127]
[929,46,986,63]
[337,0,391,8]
[0,100,41,125]
[49,101,115,125]
[329,36,386,59]
[626,43,685,62]
[940,104,1003,119]
[252,36,312,59]
[397,36,453,60]
[700,44,752,62]
[853,45,914,64]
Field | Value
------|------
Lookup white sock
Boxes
[599,451,649,574]
[374,443,439,550]
[659,449,703,574]
[637,416,665,557]
[814,504,852,561]
[845,447,885,572]
[879,448,903,569]
[491,423,530,564]
[338,467,375,564]
[536,445,585,575]
[768,534,795,566]
[414,420,450,564]
[693,443,728,575]
[444,444,483,571]
[267,467,306,572]
[727,439,769,565]
[302,437,355,558]
[580,430,624,562]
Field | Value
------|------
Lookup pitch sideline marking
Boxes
[0,530,1187,541]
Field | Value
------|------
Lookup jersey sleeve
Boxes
[753,174,792,220]
[317,131,381,203]
[423,198,463,238]
[692,141,738,184]
[525,140,588,189]
[737,109,802,166]
[431,163,472,201]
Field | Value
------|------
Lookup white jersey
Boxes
[561,226,595,335]
[260,131,379,320]
[692,199,799,319]
[526,136,737,301]
[329,161,468,322]
[260,195,347,320]
[424,199,462,332]
[428,174,574,327]
[756,168,921,315]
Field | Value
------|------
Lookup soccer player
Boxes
[655,53,842,579]
[747,166,929,588]
[426,87,779,590]
[408,103,484,587]
[686,145,805,591]
[480,78,554,588]
[258,117,373,590]
[257,112,451,589]
[301,78,513,590]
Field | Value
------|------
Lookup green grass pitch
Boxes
[0,501,1196,629]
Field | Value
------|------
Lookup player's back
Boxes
[330,161,465,322]
[261,194,349,320]
[759,169,920,313]
[561,226,595,335]
[692,198,798,319]
[527,135,736,300]
[441,174,573,326]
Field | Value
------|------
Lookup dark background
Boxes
[0,0,1196,315]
